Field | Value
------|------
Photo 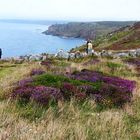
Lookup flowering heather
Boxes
[72,69,136,106]
[11,86,35,102]
[12,68,136,107]
[60,83,87,100]
[31,86,62,106]
[71,69,103,82]
[102,76,136,93]
[74,92,87,101]
[60,83,77,100]
[18,78,33,87]
[92,83,133,106]
[41,60,53,67]
[83,59,100,66]
[11,85,61,106]
[124,58,140,66]
[30,69,45,76]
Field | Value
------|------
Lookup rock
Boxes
[69,53,75,59]
[129,50,137,57]
[101,50,113,57]
[42,55,47,61]
[28,55,42,61]
[114,52,129,58]
[136,49,140,57]
[75,51,83,59]
[55,50,69,58]
[92,52,99,56]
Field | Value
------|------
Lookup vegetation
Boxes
[71,22,140,52]
[44,21,134,40]
[0,56,140,139]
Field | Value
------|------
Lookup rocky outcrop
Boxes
[43,22,134,40]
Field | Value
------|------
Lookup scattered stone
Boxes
[114,52,129,58]
[55,49,69,58]
[129,50,137,57]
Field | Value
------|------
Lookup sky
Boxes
[0,0,140,21]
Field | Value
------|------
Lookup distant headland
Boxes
[43,21,135,40]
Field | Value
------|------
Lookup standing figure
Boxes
[0,48,2,59]
[86,40,93,55]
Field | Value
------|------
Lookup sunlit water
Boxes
[0,22,85,58]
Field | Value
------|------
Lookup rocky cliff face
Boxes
[43,21,134,40]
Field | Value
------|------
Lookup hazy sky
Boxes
[0,0,140,21]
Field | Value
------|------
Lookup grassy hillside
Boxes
[94,22,140,51]
[0,56,140,139]
[71,22,140,52]
[44,21,134,40]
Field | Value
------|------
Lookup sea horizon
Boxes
[0,20,85,58]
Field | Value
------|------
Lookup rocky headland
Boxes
[43,21,134,40]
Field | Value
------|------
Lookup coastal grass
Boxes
[0,58,140,139]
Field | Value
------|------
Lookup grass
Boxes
[33,73,101,89]
[0,58,140,139]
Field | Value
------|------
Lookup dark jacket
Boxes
[0,49,2,59]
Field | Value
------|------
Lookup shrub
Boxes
[18,78,33,87]
[11,85,62,106]
[12,69,136,107]
[41,59,53,68]
[72,69,136,106]
[83,59,100,66]
[31,86,62,106]
[11,86,35,103]
[30,69,45,76]
[60,83,87,100]
[60,83,77,100]
[124,58,140,67]
[71,69,103,82]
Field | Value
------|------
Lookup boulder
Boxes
[28,55,43,61]
[101,50,113,57]
[42,55,47,61]
[136,49,140,57]
[68,53,75,59]
[55,50,69,58]
[113,52,129,58]
[129,50,137,57]
[75,51,83,59]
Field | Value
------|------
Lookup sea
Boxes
[0,20,85,58]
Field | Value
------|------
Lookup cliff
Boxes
[71,22,140,52]
[43,21,134,40]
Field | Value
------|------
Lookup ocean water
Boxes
[0,21,85,58]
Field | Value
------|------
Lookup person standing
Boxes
[86,40,93,55]
[0,48,2,59]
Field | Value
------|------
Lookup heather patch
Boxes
[124,58,140,67]
[41,60,53,68]
[11,73,101,106]
[30,69,45,76]
[10,65,136,107]
[11,85,62,106]
[60,83,87,100]
[124,58,140,73]
[71,69,136,106]
[83,59,100,66]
